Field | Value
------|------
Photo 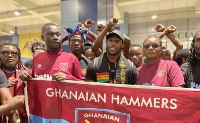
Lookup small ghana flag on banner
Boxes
[96,72,109,82]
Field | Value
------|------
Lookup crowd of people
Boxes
[0,17,199,122]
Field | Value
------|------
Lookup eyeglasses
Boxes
[0,51,19,57]
[143,43,160,49]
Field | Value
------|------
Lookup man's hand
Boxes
[19,70,32,81]
[8,95,24,111]
[108,18,118,27]
[96,24,106,32]
[155,24,165,32]
[79,23,86,30]
[52,72,66,81]
[84,19,95,28]
[8,77,18,86]
[167,25,176,33]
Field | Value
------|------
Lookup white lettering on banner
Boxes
[46,88,106,103]
[35,73,52,79]
[84,113,120,122]
[111,94,177,110]
[46,88,178,110]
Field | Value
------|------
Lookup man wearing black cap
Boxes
[85,21,137,84]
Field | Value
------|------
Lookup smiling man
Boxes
[86,29,137,84]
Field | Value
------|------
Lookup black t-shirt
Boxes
[181,58,200,88]
[79,57,91,76]
[86,52,137,84]
[0,69,9,88]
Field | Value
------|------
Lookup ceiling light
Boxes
[151,15,157,19]
[14,11,21,16]
[9,30,14,34]
[151,28,155,31]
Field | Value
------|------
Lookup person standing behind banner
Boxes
[128,44,144,68]
[175,49,190,66]
[19,23,84,82]
[0,42,28,123]
[64,25,91,76]
[24,38,46,69]
[86,18,137,84]
[182,31,200,88]
[137,36,185,87]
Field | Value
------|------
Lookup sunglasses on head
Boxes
[0,51,19,57]
[143,43,160,49]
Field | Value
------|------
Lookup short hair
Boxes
[30,38,46,53]
[0,42,22,69]
[175,49,190,66]
[130,44,142,48]
[41,23,57,34]
[143,36,162,47]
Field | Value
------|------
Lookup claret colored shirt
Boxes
[137,60,185,87]
[32,49,84,81]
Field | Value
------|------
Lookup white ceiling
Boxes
[1,0,200,36]
[114,0,200,23]
[0,0,60,36]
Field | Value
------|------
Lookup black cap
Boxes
[106,30,124,42]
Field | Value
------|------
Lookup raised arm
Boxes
[165,25,183,53]
[123,34,131,59]
[92,18,118,57]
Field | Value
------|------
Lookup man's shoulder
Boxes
[34,51,46,58]
[61,52,77,58]
[81,57,91,64]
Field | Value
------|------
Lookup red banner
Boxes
[25,79,200,123]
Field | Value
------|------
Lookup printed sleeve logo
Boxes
[156,70,164,77]
[59,63,68,71]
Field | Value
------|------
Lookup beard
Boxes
[2,62,18,68]
[106,47,121,56]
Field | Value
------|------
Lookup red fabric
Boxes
[26,79,200,123]
[137,60,185,87]
[32,49,84,81]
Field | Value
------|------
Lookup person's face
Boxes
[160,51,171,60]
[32,43,45,54]
[194,32,200,58]
[106,36,123,56]
[42,25,61,51]
[84,49,96,61]
[128,46,143,67]
[69,35,84,55]
[143,38,162,59]
[0,45,19,68]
